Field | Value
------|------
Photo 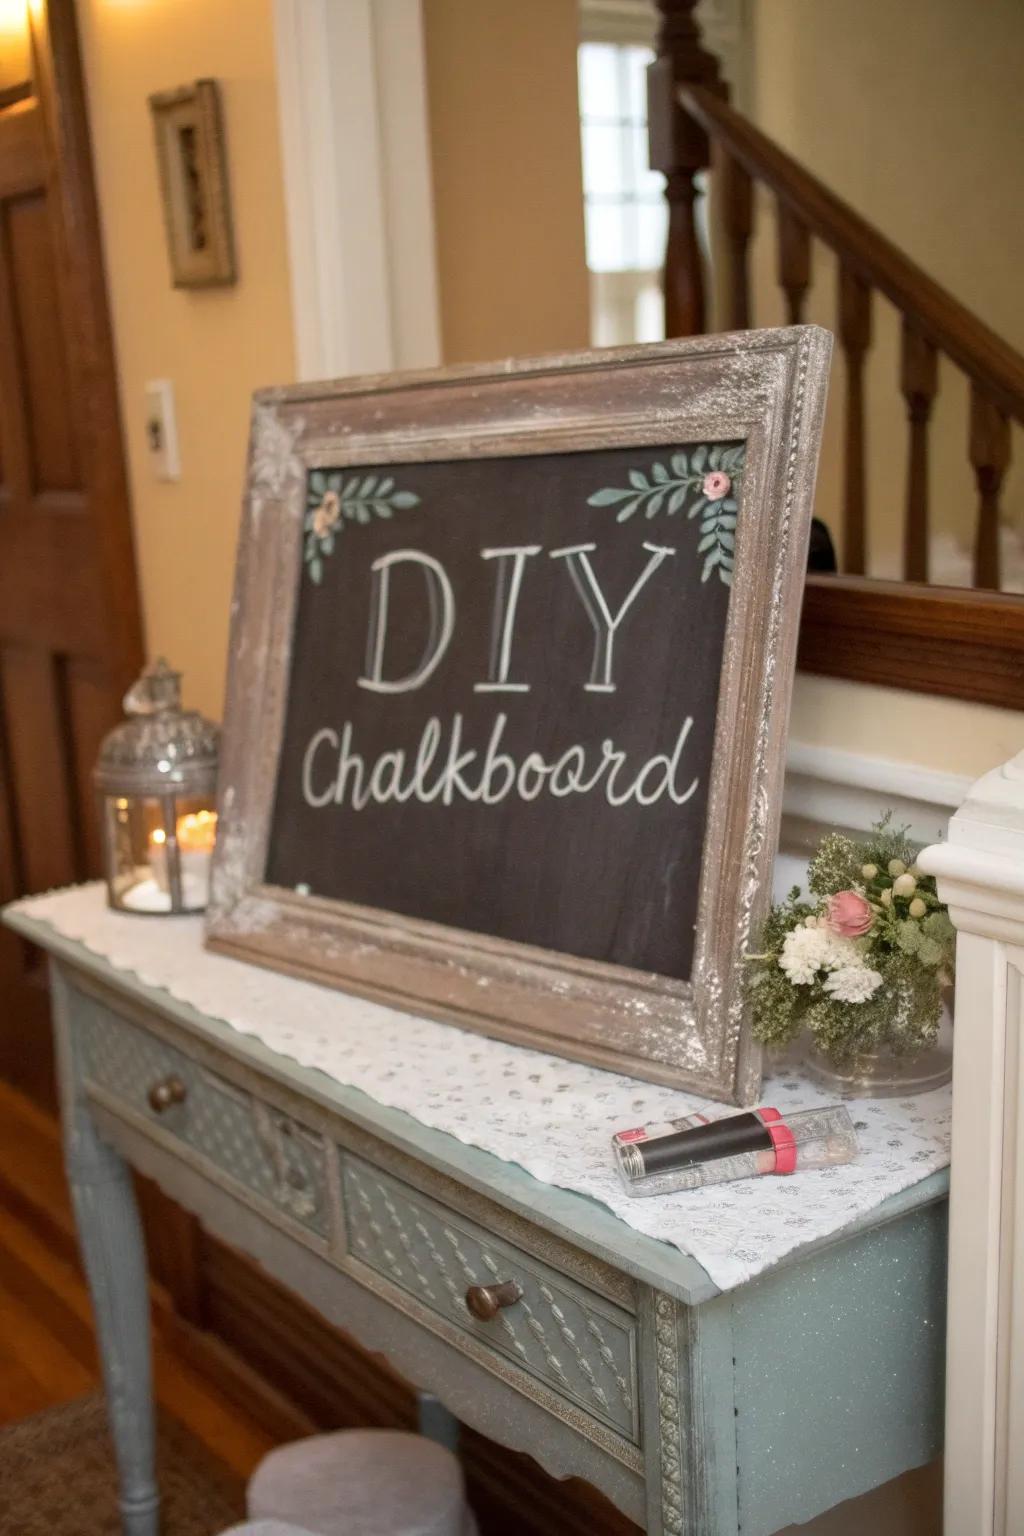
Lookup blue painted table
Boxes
[5,910,947,1535]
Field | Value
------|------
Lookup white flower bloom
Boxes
[825,934,862,970]
[908,897,927,918]
[861,863,878,879]
[888,858,906,877]
[823,966,883,1004]
[778,925,830,985]
[893,873,917,896]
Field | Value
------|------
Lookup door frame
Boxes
[272,0,442,381]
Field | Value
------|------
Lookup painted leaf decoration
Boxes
[390,490,420,509]
[342,477,361,500]
[377,477,394,497]
[698,532,717,552]
[587,487,637,506]
[309,556,323,584]
[309,470,326,494]
[651,462,669,483]
[688,496,708,519]
[670,452,688,477]
[646,492,665,518]
[709,445,722,470]
[668,486,687,514]
[692,445,708,472]
[615,497,641,522]
[628,469,649,490]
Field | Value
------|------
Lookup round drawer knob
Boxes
[465,1280,523,1321]
[147,1076,187,1114]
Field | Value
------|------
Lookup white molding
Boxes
[273,0,441,382]
[918,745,1024,1536]
[775,740,972,899]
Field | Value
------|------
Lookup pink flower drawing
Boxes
[702,471,731,501]
[826,890,874,938]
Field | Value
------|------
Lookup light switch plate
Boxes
[144,379,181,481]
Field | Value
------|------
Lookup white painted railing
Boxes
[919,747,1024,1536]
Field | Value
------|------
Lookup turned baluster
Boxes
[776,201,811,325]
[648,0,727,337]
[838,264,872,575]
[719,147,752,330]
[969,384,1010,590]
[900,322,938,582]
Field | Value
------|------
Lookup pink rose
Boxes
[826,890,874,938]
[702,471,731,501]
[312,490,341,538]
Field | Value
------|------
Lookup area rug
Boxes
[0,1393,245,1535]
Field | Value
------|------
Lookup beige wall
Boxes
[76,0,295,721]
[423,0,590,364]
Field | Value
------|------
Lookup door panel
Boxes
[0,0,143,1106]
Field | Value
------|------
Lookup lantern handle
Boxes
[123,658,182,717]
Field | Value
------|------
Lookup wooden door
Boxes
[0,0,143,1105]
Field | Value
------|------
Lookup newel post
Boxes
[918,749,1024,1536]
[647,0,726,338]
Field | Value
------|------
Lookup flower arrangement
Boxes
[746,816,956,1066]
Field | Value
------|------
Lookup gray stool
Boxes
[247,1428,478,1536]
[222,1524,316,1536]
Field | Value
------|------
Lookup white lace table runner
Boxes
[10,884,951,1292]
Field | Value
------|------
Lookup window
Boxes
[578,38,666,347]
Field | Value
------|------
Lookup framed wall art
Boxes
[206,329,832,1103]
[149,78,236,288]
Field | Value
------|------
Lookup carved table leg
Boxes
[53,967,160,1536]
[641,1289,738,1535]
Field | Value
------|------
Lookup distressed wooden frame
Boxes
[206,328,832,1104]
[149,79,236,288]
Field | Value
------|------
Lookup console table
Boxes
[4,907,948,1536]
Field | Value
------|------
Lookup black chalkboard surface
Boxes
[266,439,744,981]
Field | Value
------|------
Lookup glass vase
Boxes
[803,993,953,1099]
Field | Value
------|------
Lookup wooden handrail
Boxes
[679,84,1024,423]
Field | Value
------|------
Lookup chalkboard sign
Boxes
[208,331,832,1104]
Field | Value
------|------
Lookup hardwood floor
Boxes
[0,1080,281,1478]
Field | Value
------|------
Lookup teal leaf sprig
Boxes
[304,471,420,584]
[586,443,745,587]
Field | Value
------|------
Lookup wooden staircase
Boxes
[648,0,1024,709]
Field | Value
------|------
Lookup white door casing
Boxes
[273,0,442,382]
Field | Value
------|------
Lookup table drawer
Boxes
[341,1152,639,1444]
[77,996,328,1238]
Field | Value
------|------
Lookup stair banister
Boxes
[649,0,1024,706]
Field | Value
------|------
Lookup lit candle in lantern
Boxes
[148,811,217,907]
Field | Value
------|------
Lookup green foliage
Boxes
[303,471,421,581]
[586,443,745,588]
[807,833,860,897]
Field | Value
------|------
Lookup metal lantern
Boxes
[94,659,220,914]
